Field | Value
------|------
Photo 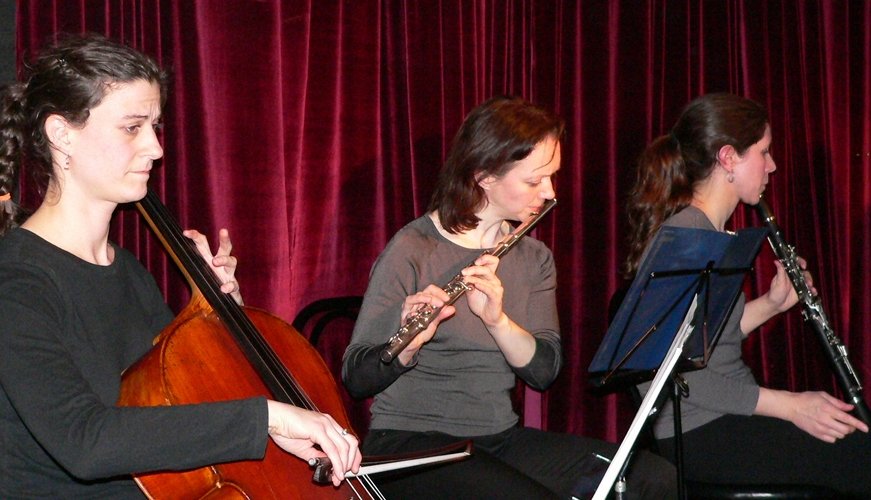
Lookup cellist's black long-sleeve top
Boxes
[0,228,267,498]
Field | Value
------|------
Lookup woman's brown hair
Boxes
[0,34,167,237]
[428,95,564,233]
[623,93,768,276]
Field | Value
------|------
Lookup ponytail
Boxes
[623,134,692,276]
[622,93,769,277]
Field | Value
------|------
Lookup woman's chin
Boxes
[122,184,150,204]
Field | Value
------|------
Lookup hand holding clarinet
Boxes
[755,197,871,428]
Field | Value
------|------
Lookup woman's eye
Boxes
[125,125,141,134]
[153,122,164,132]
[528,174,556,187]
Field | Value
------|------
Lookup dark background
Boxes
[0,1,14,84]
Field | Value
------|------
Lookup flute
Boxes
[755,197,871,425]
[379,198,557,363]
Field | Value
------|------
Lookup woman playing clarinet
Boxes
[627,93,871,496]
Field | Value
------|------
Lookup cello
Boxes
[119,189,374,498]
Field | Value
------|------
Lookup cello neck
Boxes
[136,189,227,307]
[135,189,314,409]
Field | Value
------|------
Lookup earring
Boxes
[727,173,734,183]
[64,155,70,170]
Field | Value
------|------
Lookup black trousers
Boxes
[657,414,871,497]
[363,426,677,499]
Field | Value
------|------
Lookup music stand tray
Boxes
[589,226,768,389]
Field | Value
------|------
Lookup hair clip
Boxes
[0,192,12,201]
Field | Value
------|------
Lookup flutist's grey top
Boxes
[343,215,561,437]
[639,206,761,438]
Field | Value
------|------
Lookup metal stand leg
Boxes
[672,376,688,500]
[614,448,635,500]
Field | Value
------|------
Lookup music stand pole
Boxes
[592,296,699,500]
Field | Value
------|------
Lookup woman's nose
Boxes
[143,127,164,160]
[540,178,556,199]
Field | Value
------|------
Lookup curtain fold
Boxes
[15,0,870,442]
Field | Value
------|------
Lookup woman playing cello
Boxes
[0,34,360,498]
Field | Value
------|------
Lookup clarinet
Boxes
[755,197,871,425]
[379,198,557,363]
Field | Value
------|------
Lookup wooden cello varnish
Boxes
[118,190,359,499]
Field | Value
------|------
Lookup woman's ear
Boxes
[44,114,74,156]
[716,144,737,173]
[478,175,496,190]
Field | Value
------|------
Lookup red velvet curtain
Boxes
[15,0,870,443]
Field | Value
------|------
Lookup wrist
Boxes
[485,312,511,336]
[397,348,420,367]
[760,291,785,314]
[266,400,278,435]
[756,387,795,422]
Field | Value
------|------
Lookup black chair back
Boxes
[292,296,371,440]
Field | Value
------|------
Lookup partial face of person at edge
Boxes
[726,124,776,205]
[479,136,560,222]
[64,79,163,204]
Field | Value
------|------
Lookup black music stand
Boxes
[587,226,768,500]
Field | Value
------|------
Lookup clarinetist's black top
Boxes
[342,215,561,437]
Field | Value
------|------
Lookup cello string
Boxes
[347,474,383,500]
[360,474,385,499]
[143,191,319,410]
[171,232,389,497]
[345,478,365,499]
[142,191,379,496]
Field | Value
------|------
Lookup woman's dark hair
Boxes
[0,33,168,236]
[428,95,564,233]
[623,93,768,276]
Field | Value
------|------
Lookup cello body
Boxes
[120,295,358,499]
[118,190,360,499]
